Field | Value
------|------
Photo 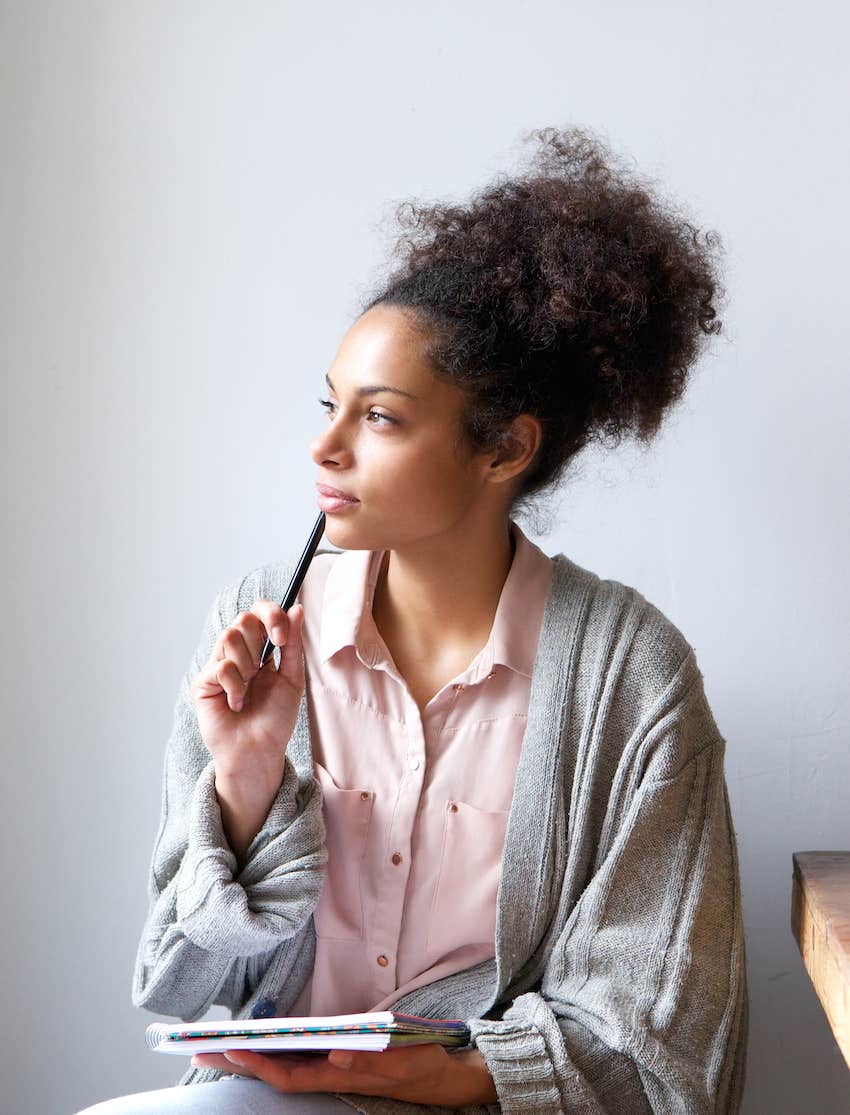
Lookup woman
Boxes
[81,126,747,1114]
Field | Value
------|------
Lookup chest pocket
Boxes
[424,799,511,963]
[313,761,374,941]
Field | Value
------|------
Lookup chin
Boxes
[321,515,374,552]
[323,514,414,555]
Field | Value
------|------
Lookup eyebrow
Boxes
[325,373,418,401]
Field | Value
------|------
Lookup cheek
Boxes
[399,447,475,511]
[391,440,462,481]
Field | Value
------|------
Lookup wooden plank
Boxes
[791,851,850,1070]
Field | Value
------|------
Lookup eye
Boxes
[317,397,397,427]
[365,409,396,427]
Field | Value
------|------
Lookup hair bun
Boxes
[361,125,725,510]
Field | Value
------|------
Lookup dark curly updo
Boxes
[358,125,725,519]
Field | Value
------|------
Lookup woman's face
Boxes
[309,303,493,552]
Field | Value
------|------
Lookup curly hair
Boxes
[358,125,725,519]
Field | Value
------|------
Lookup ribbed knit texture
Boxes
[133,548,748,1113]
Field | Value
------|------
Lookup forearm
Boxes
[214,766,281,868]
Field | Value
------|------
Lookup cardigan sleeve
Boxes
[131,574,327,1021]
[468,706,747,1113]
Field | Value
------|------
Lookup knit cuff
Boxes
[174,760,294,957]
[468,1016,564,1114]
[468,991,605,1114]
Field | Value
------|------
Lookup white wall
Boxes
[2,2,848,1111]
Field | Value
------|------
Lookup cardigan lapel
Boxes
[487,553,597,1006]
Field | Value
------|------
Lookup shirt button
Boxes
[449,802,459,813]
[453,683,465,691]
[360,791,370,801]
[391,852,403,865]
[377,954,389,967]
[486,671,496,680]
[409,757,420,771]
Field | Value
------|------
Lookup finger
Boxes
[190,1051,258,1077]
[191,656,242,710]
[247,598,292,650]
[223,1049,378,1094]
[326,1049,390,1074]
[192,655,251,712]
[278,604,305,689]
[191,656,226,699]
[218,616,263,682]
[213,657,251,711]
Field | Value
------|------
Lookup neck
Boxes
[372,514,516,659]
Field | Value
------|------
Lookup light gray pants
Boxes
[75,1077,355,1114]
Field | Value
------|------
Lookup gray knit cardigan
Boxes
[132,547,748,1114]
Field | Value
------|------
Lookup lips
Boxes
[316,483,359,502]
[316,484,360,515]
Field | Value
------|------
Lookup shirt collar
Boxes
[319,545,385,670]
[319,519,554,679]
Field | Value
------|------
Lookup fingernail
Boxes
[272,625,286,645]
[329,1050,353,1069]
[224,1051,246,1065]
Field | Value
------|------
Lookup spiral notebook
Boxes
[146,1012,471,1055]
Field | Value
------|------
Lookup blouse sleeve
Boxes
[131,572,327,1021]
[467,681,747,1114]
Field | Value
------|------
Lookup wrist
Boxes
[214,761,282,809]
[213,766,283,867]
[447,1048,499,1106]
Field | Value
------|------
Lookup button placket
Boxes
[371,708,423,995]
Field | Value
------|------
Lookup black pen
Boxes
[258,511,326,669]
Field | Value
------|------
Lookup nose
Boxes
[309,415,351,468]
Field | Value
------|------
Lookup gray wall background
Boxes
[2,2,848,1112]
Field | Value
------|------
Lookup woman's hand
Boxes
[190,1044,498,1108]
[190,600,306,862]
[191,598,305,780]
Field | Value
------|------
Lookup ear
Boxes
[486,414,542,484]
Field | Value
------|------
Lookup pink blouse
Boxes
[289,519,554,1017]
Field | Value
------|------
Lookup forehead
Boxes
[333,305,440,398]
